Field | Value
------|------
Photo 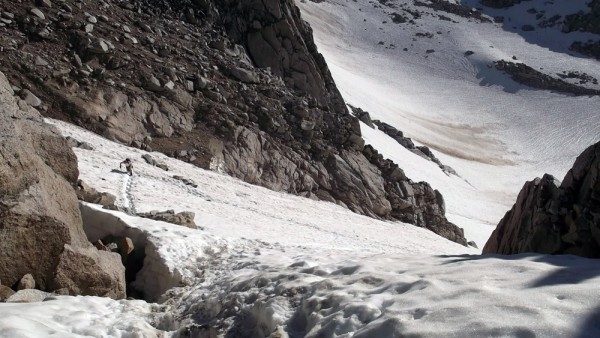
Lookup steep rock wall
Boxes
[484,141,600,257]
[0,71,125,298]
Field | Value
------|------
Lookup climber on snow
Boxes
[120,158,133,176]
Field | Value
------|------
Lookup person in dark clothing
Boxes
[120,158,133,176]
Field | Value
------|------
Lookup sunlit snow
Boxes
[298,0,600,246]
[0,119,598,337]
[2,0,600,336]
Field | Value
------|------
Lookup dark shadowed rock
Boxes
[349,105,375,128]
[480,0,527,8]
[484,141,600,257]
[494,60,600,96]
[563,0,600,34]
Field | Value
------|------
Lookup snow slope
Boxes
[298,0,600,246]
[2,1,600,335]
[1,120,599,337]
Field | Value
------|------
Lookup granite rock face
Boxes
[484,141,600,257]
[0,0,466,244]
[0,71,125,298]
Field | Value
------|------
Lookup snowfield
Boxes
[298,0,600,246]
[0,120,599,337]
[1,0,600,336]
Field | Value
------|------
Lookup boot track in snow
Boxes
[121,173,137,215]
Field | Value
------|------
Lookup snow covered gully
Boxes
[79,203,183,301]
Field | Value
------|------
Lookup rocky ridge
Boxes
[494,60,600,96]
[352,105,457,176]
[484,141,600,257]
[0,0,466,244]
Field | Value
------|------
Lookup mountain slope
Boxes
[298,0,600,245]
[0,119,599,337]
[0,0,466,243]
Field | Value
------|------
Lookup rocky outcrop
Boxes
[563,0,600,34]
[76,179,117,208]
[414,0,491,22]
[484,141,600,257]
[370,119,457,176]
[495,60,600,96]
[570,41,600,60]
[51,244,126,298]
[0,0,466,244]
[0,71,125,298]
[480,0,530,8]
[350,105,375,128]
[565,0,600,58]
[363,145,466,245]
[137,210,199,229]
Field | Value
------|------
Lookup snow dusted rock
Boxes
[0,71,126,298]
[6,289,53,303]
[484,141,600,257]
[370,119,451,173]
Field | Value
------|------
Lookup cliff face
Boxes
[484,142,600,257]
[0,0,466,244]
[0,71,125,298]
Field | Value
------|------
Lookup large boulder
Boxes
[484,141,600,257]
[50,245,126,298]
[76,179,117,208]
[0,71,125,298]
